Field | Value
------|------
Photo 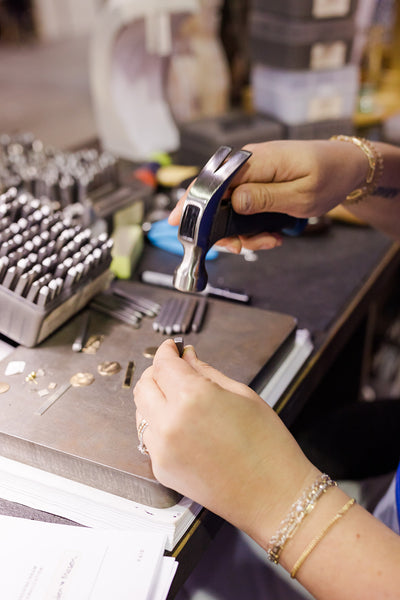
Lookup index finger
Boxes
[152,338,200,395]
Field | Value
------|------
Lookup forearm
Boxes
[344,141,400,241]
[134,342,400,599]
[256,483,400,600]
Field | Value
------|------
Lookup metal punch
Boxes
[173,146,307,293]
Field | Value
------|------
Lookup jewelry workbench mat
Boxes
[0,282,297,509]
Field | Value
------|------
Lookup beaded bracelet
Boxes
[290,497,356,579]
[266,473,337,564]
[330,135,383,204]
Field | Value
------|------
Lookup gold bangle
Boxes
[290,497,356,579]
[266,474,337,564]
[330,135,383,204]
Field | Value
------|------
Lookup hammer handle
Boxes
[224,208,307,238]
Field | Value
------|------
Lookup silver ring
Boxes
[137,418,149,455]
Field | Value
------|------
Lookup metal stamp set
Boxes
[0,186,113,347]
[0,132,118,219]
[89,283,208,336]
[0,134,125,348]
[152,296,207,335]
[0,132,154,226]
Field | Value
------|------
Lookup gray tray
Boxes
[0,282,297,508]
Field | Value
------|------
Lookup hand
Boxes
[169,139,368,252]
[133,339,318,544]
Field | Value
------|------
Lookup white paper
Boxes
[259,329,313,408]
[0,515,175,600]
[0,455,201,551]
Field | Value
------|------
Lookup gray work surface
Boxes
[0,282,296,509]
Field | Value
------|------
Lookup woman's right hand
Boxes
[133,339,319,546]
[169,139,369,252]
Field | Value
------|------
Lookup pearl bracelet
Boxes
[266,473,337,564]
[330,135,384,204]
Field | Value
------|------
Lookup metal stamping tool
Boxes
[72,311,90,352]
[191,297,208,333]
[173,145,307,292]
[122,360,135,388]
[174,336,185,357]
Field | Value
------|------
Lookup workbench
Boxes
[137,220,400,596]
[0,217,399,598]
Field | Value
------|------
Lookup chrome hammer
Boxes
[173,146,306,293]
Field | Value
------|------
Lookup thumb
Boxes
[231,181,309,219]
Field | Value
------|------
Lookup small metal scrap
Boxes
[25,371,38,384]
[97,361,122,376]
[143,346,158,359]
[5,360,25,376]
[36,381,71,416]
[70,372,95,387]
[82,334,104,354]
[0,382,10,394]
[122,361,135,389]
[48,382,57,390]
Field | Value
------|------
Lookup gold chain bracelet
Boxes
[330,135,384,204]
[290,497,356,579]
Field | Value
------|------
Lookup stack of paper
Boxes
[0,456,202,552]
[0,515,177,599]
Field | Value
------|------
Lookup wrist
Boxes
[278,485,351,573]
[247,463,322,551]
[330,135,384,204]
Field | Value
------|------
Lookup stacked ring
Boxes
[137,419,150,455]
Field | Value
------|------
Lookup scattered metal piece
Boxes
[70,372,95,387]
[122,361,135,389]
[48,382,57,390]
[82,334,104,354]
[37,388,49,397]
[36,381,71,416]
[0,383,10,394]
[143,346,158,359]
[25,371,38,384]
[97,361,122,376]
[5,360,25,376]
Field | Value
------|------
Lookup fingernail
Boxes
[226,244,241,254]
[237,191,251,213]
[261,237,282,250]
[168,209,177,223]
[182,345,197,359]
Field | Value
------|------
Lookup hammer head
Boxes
[173,146,251,292]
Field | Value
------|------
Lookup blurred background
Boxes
[0,0,399,152]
